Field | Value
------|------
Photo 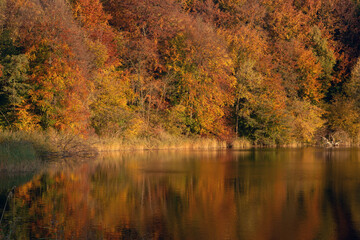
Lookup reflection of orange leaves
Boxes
[55,173,66,183]
[8,151,339,239]
[16,176,41,202]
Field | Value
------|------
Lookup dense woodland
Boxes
[1,0,360,144]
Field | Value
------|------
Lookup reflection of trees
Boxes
[2,149,360,239]
[322,149,360,240]
[226,149,323,240]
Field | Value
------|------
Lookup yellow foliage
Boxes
[87,39,109,68]
[123,117,145,138]
[14,102,40,131]
[290,100,325,143]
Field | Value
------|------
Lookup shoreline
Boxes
[0,130,357,173]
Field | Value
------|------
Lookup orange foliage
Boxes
[1,0,360,141]
[263,0,310,41]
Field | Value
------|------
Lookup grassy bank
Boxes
[0,130,254,171]
[0,130,97,172]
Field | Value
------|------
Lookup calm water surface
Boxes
[1,148,360,239]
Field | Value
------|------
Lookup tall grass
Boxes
[93,136,228,151]
[229,138,253,149]
[0,130,54,154]
[93,133,253,152]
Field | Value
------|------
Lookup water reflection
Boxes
[2,148,360,239]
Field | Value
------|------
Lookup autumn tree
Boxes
[165,21,234,136]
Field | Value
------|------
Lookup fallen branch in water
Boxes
[322,135,341,147]
[0,186,16,225]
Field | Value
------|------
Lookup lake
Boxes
[1,148,360,239]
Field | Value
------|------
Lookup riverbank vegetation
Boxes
[0,130,252,173]
[1,0,360,149]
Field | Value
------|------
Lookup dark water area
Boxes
[1,148,360,239]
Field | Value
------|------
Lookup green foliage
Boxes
[311,26,336,92]
[0,54,30,126]
[0,55,30,107]
[0,30,23,58]
[329,59,360,142]
[327,97,360,142]
[237,94,292,145]
[345,59,360,104]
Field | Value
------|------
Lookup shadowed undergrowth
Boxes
[0,131,97,172]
